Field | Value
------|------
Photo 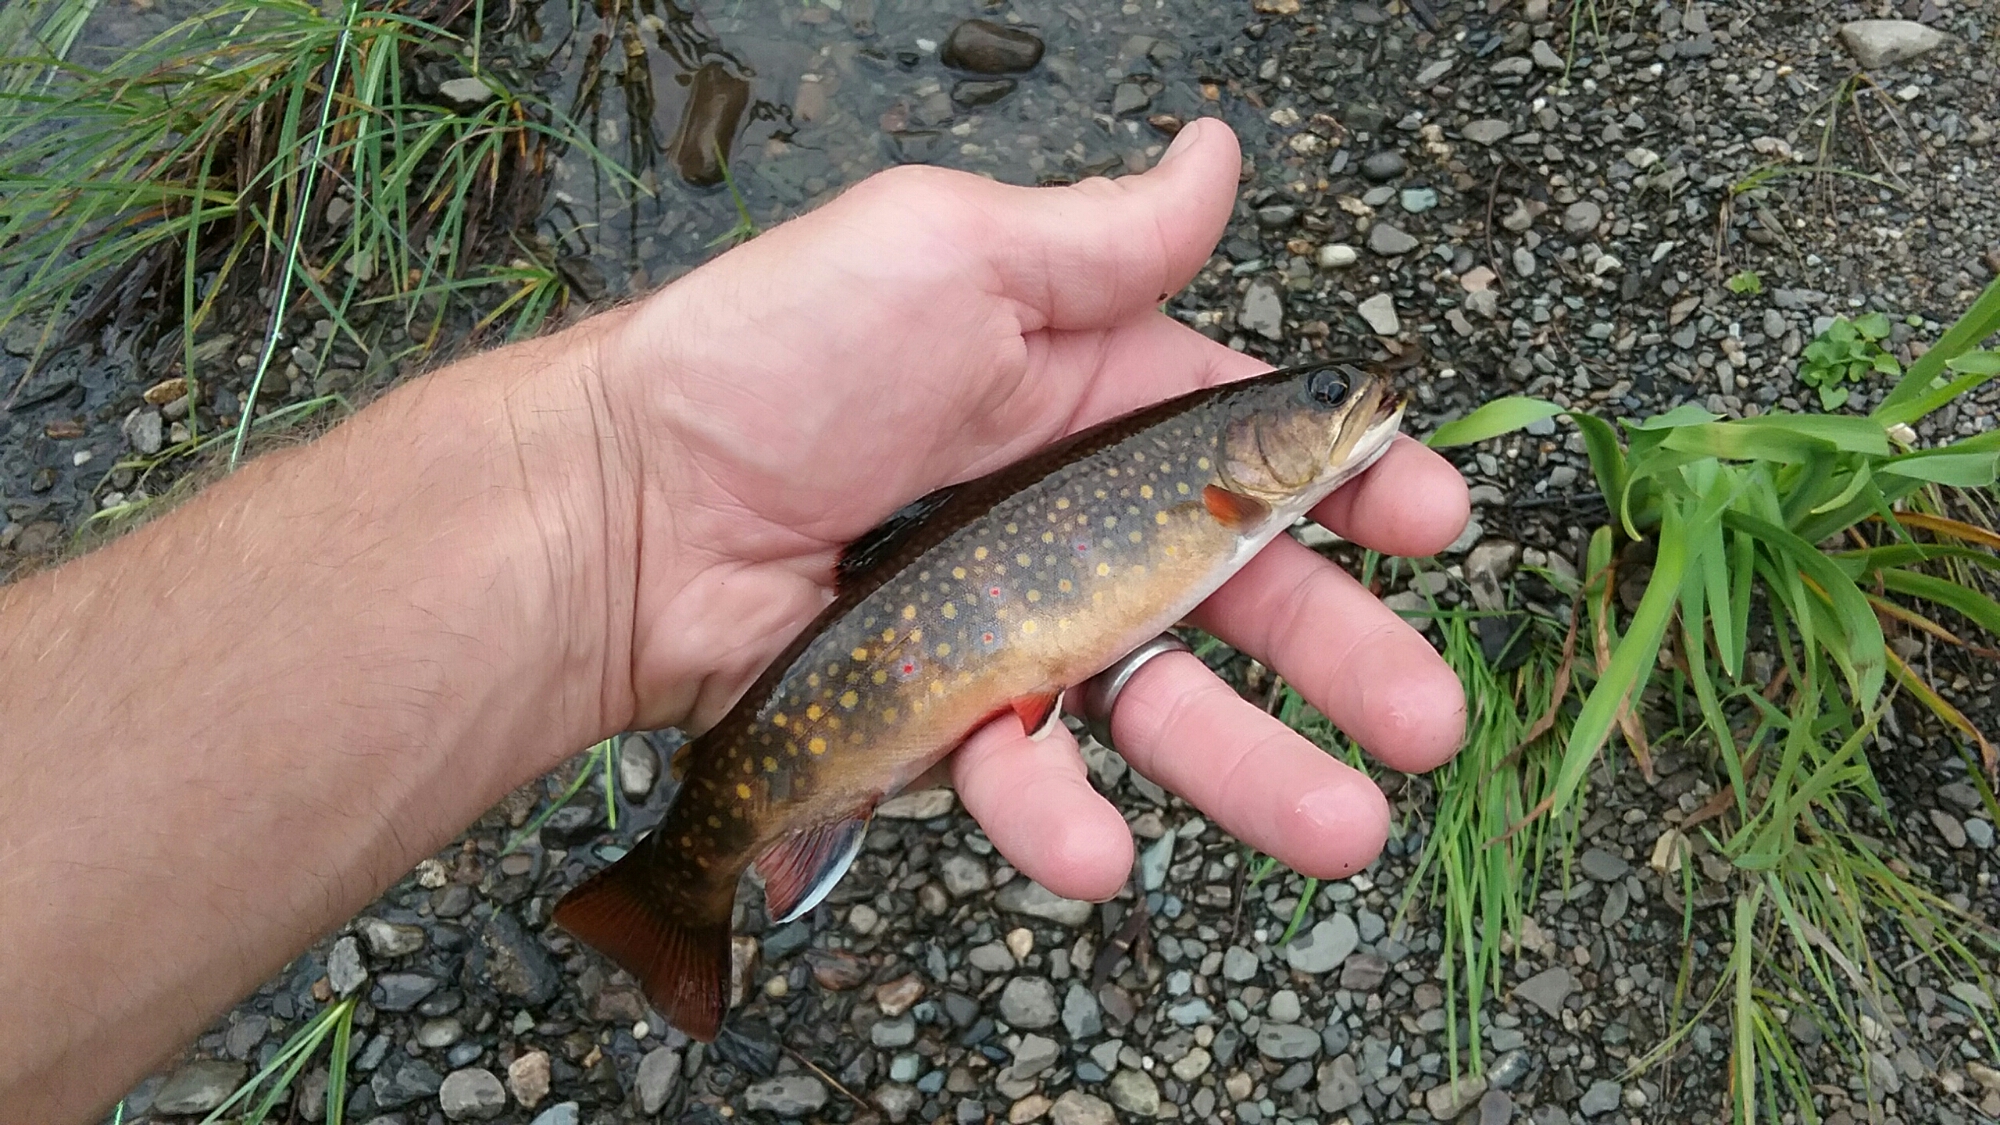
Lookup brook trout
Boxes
[555,360,1404,1039]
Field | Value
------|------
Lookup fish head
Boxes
[1217,362,1406,503]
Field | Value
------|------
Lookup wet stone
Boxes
[507,1050,552,1110]
[637,1047,681,1114]
[667,63,750,187]
[358,917,426,959]
[1222,946,1259,982]
[529,1104,579,1125]
[371,1058,444,1109]
[469,911,560,1005]
[1338,952,1390,992]
[1108,1069,1161,1115]
[1111,81,1151,116]
[1255,1023,1320,1060]
[952,79,1016,108]
[941,19,1045,74]
[1284,915,1358,973]
[155,1060,247,1115]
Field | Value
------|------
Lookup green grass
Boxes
[1429,275,2000,1122]
[0,0,633,459]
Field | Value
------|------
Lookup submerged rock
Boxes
[669,63,751,188]
[940,19,1045,74]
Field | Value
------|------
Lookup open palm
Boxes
[603,119,1471,899]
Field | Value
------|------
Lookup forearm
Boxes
[0,315,641,1122]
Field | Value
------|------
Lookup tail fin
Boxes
[553,852,732,1041]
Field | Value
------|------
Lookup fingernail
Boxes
[1158,117,1205,166]
[1294,784,1349,833]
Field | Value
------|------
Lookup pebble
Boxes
[1399,187,1438,213]
[1967,819,1995,849]
[1338,953,1390,992]
[1428,1074,1488,1119]
[667,63,749,187]
[471,912,560,1004]
[373,972,437,1012]
[878,788,954,819]
[744,1075,829,1116]
[358,917,426,959]
[1062,982,1102,1038]
[1316,243,1358,269]
[1005,927,1035,961]
[618,734,658,799]
[1171,1047,1212,1081]
[1579,847,1630,881]
[1050,1090,1117,1125]
[877,973,925,1016]
[436,77,494,106]
[970,942,1016,972]
[153,1060,245,1115]
[1578,1079,1623,1116]
[952,79,1017,108]
[1480,1088,1516,1125]
[1284,915,1358,973]
[528,1103,579,1125]
[1837,20,1947,68]
[415,1017,463,1048]
[1531,40,1565,71]
[327,935,366,996]
[1463,119,1511,145]
[941,19,1045,73]
[507,1050,552,1110]
[1266,989,1302,1022]
[873,1015,917,1047]
[121,408,164,455]
[1562,201,1602,235]
[999,976,1060,1028]
[1011,1034,1061,1078]
[1255,1022,1321,1060]
[1367,223,1419,257]
[1357,294,1400,335]
[1108,1069,1161,1115]
[1222,946,1259,982]
[224,1015,268,1059]
[438,1067,507,1121]
[1237,279,1285,341]
[1360,151,1406,181]
[371,1058,444,1108]
[1138,832,1176,891]
[1111,82,1151,116]
[1512,246,1537,277]
[940,853,991,896]
[1931,809,1969,849]
[1515,966,1575,1016]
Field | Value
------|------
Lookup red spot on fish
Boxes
[988,586,1003,599]
[901,662,916,675]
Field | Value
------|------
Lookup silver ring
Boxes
[1078,633,1193,751]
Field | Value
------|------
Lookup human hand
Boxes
[597,118,1469,901]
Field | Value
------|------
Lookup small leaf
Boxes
[1425,396,1566,448]
[1854,310,1892,339]
[1946,350,2000,375]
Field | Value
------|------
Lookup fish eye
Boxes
[1307,366,1351,407]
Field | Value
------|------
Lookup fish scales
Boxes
[554,361,1404,1040]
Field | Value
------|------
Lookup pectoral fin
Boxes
[1203,484,1271,530]
[756,809,874,923]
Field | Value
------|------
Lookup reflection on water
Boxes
[531,0,1251,292]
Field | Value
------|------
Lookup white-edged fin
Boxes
[757,812,873,923]
[1028,689,1065,740]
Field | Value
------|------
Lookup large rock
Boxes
[1255,1023,1321,1060]
[1838,20,1947,68]
[940,19,1045,73]
[467,911,560,1005]
[1050,1090,1117,1125]
[999,976,1060,1028]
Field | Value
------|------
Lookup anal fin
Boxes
[1012,690,1066,740]
[756,809,874,923]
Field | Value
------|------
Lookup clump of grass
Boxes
[1430,276,2000,1122]
[0,0,631,438]
[1799,312,1899,411]
[192,995,357,1125]
[503,736,621,855]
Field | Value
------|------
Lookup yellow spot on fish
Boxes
[773,713,788,727]
[807,704,823,720]
[1166,545,1181,558]
[936,642,951,657]
[1059,617,1072,630]
[809,737,827,754]
[1097,562,1112,577]
[1177,482,1191,495]
[852,647,869,661]
[1095,489,1109,500]
[873,670,889,685]
[1058,579,1073,593]
[953,566,967,580]
[943,602,958,619]
[902,605,916,620]
[1093,591,1106,605]
[1198,457,1212,470]
[1005,522,1019,534]
[763,757,778,772]
[827,715,842,731]
[1103,516,1118,528]
[931,681,946,695]
[1129,530,1143,543]
[840,690,859,709]
[708,815,723,827]
[882,707,898,723]
[1056,497,1071,510]
[1141,485,1154,499]
[1021,620,1038,635]
[974,546,989,561]
[1027,589,1042,602]
[1016,553,1032,567]
[1042,531,1056,544]
[807,673,822,688]
[1156,511,1170,525]
[1132,564,1147,577]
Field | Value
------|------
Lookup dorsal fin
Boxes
[836,486,961,587]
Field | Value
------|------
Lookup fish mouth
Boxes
[1337,376,1407,479]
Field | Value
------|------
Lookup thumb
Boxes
[969,116,1243,332]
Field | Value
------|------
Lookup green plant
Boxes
[1429,276,2000,1123]
[1799,312,1900,410]
[201,995,357,1124]
[503,737,621,855]
[1727,269,1764,296]
[0,0,633,431]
